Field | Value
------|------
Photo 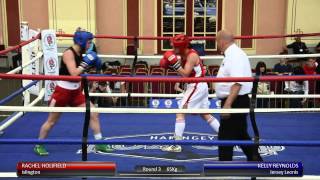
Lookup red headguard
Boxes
[171,34,190,54]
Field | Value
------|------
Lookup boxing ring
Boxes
[0,30,320,179]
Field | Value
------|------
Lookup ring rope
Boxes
[89,93,320,99]
[0,106,319,113]
[0,74,319,82]
[0,80,38,105]
[57,53,320,60]
[0,33,41,55]
[56,32,320,40]
[0,139,320,146]
[0,89,45,131]
[6,52,43,74]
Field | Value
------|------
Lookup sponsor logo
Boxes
[46,81,56,96]
[45,57,57,72]
[44,34,56,49]
[164,99,172,108]
[215,100,221,108]
[151,99,160,108]
[77,132,285,162]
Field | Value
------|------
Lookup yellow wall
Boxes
[140,0,157,55]
[0,0,7,46]
[286,0,320,45]
[222,0,239,36]
[4,0,318,55]
[0,0,3,44]
[48,0,96,45]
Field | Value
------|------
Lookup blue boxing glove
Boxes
[80,51,98,71]
[95,56,102,73]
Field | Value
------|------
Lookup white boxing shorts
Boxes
[178,82,209,109]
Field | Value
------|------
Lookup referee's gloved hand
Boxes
[163,50,182,71]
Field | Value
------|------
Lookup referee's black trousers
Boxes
[218,94,263,161]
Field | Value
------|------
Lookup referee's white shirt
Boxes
[215,43,253,99]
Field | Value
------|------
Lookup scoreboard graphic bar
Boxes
[204,162,303,177]
[17,162,116,177]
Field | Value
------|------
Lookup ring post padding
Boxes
[250,76,260,143]
[81,76,90,162]
[128,36,139,105]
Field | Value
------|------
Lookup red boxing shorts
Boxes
[49,85,85,107]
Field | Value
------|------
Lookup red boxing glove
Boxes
[160,58,169,69]
[162,50,181,71]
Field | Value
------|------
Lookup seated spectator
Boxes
[89,81,99,106]
[256,61,267,76]
[316,61,320,94]
[89,81,114,107]
[112,76,127,106]
[273,52,293,75]
[303,57,317,75]
[316,42,320,53]
[255,61,270,108]
[285,66,308,108]
[317,61,320,74]
[12,49,22,69]
[203,65,215,93]
[284,36,309,54]
[174,82,184,93]
[303,57,317,97]
[316,42,320,63]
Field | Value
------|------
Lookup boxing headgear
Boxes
[171,34,190,53]
[73,31,94,50]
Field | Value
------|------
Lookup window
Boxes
[159,0,221,53]
[162,0,187,50]
[193,0,217,50]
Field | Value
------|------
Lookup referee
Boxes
[215,30,262,161]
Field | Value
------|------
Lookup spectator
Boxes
[303,57,317,75]
[317,61,320,74]
[88,69,114,107]
[273,52,293,75]
[255,61,270,108]
[316,42,320,62]
[91,81,115,107]
[112,76,127,106]
[303,57,317,99]
[255,61,267,76]
[285,66,308,108]
[284,36,309,54]
[271,52,292,108]
[12,49,22,69]
[89,81,99,105]
[174,82,184,93]
[316,42,320,53]
[316,61,320,95]
[203,65,215,93]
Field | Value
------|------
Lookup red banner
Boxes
[17,162,116,177]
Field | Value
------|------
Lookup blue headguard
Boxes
[73,31,94,49]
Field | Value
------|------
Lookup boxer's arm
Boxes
[177,53,197,77]
[63,50,83,76]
